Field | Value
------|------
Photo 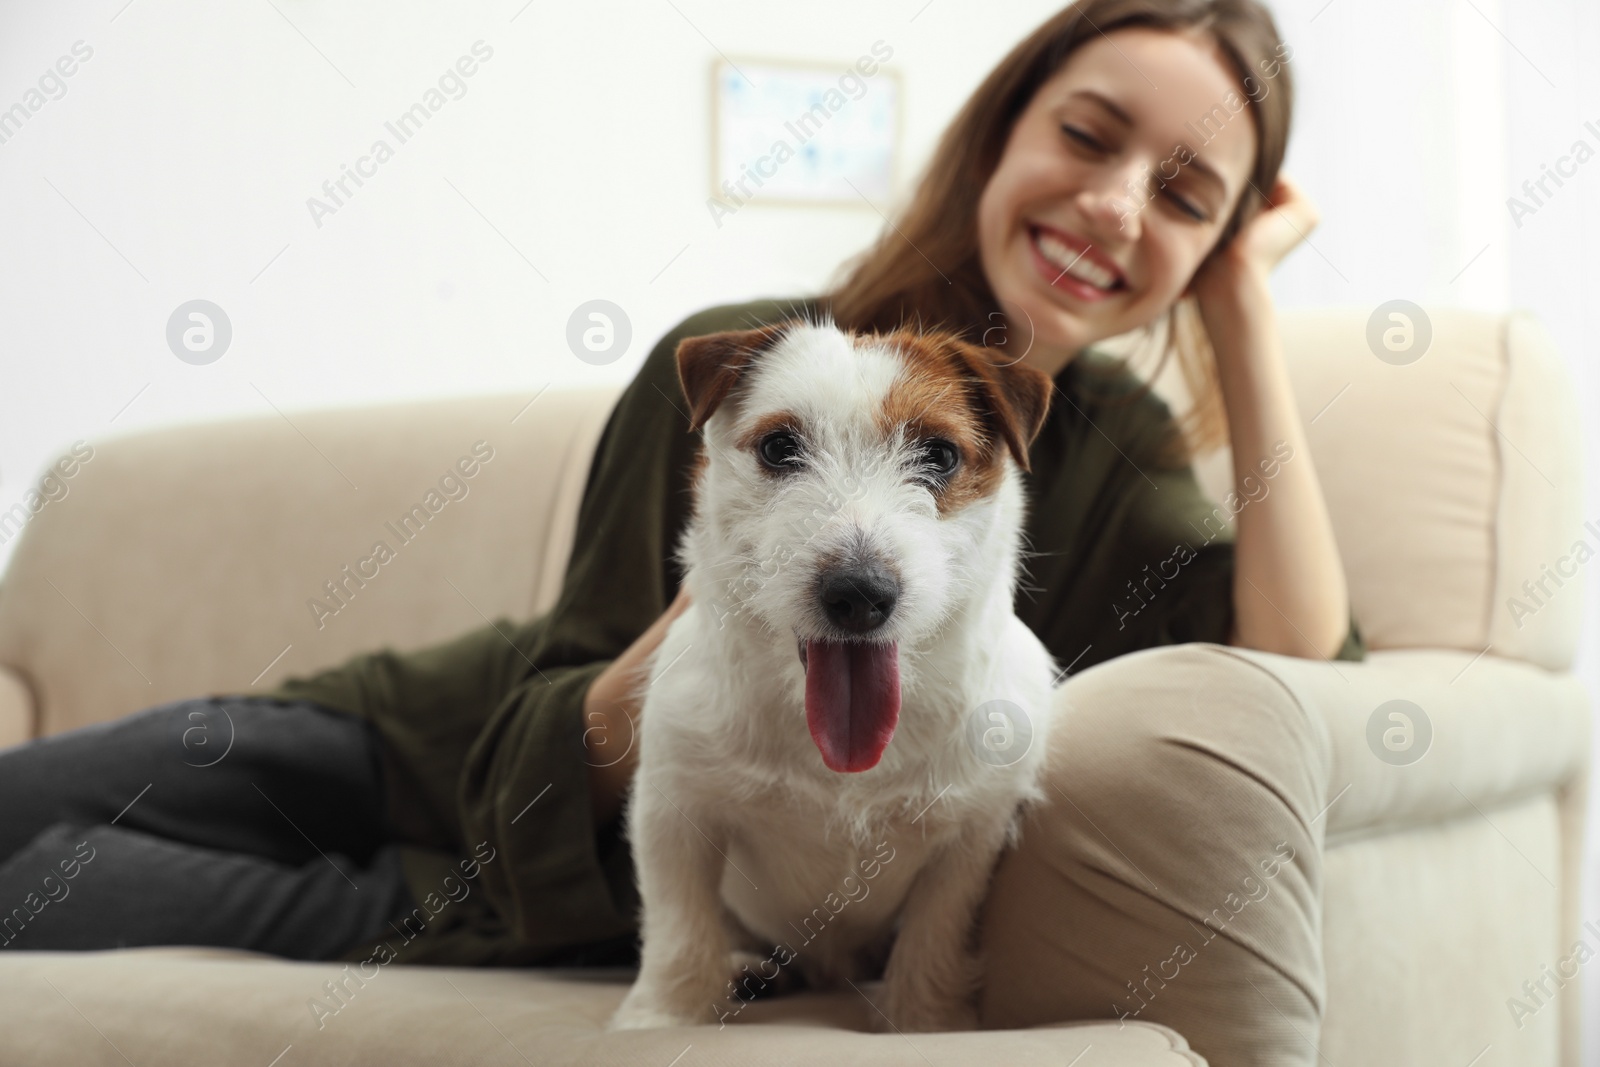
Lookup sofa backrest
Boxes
[1164,307,1582,673]
[0,307,1583,742]
[0,388,620,741]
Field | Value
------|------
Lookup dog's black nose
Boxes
[819,566,900,634]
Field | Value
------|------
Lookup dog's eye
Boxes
[758,431,804,470]
[917,438,960,481]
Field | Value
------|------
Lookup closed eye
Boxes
[1164,188,1207,222]
[1061,123,1210,223]
[1061,123,1103,152]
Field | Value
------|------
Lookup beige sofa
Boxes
[0,306,1588,1066]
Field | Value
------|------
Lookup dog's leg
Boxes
[607,777,732,1031]
[871,820,1011,1033]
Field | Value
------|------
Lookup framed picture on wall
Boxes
[710,51,902,210]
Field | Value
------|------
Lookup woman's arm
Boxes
[584,585,691,826]
[1190,176,1350,659]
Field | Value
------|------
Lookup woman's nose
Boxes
[1076,159,1152,239]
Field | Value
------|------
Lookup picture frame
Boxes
[709,53,903,210]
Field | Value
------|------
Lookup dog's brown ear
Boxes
[948,340,1054,473]
[675,323,791,433]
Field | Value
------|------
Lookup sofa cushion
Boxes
[1,948,1205,1066]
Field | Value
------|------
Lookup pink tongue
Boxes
[804,640,900,772]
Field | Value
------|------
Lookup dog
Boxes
[607,317,1059,1034]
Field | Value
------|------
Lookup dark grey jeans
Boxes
[0,697,416,959]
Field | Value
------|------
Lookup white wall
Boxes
[1500,2,1600,1057]
[1,0,1595,1051]
[0,0,1045,574]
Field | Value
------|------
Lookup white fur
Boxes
[608,321,1058,1033]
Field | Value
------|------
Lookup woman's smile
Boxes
[1025,220,1128,303]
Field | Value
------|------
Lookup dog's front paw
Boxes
[607,984,702,1032]
[865,1002,897,1034]
[890,1000,979,1033]
[877,989,979,1033]
[607,1006,682,1032]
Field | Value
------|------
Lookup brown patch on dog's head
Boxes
[876,329,1054,514]
[676,322,795,432]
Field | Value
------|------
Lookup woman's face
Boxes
[976,27,1259,373]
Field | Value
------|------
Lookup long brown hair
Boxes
[820,0,1294,466]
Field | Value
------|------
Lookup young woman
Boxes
[0,0,1358,1059]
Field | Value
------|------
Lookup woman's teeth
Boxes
[1032,228,1121,291]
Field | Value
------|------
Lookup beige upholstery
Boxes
[0,307,1588,1066]
[1172,308,1585,671]
[0,388,616,738]
[0,664,33,749]
[976,641,1587,1066]
[0,952,1202,1066]
[1287,309,1584,670]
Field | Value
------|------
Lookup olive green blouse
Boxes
[250,295,1364,968]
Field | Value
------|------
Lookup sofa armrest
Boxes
[0,664,33,747]
[1229,645,1588,1067]
[979,641,1588,1061]
[1223,646,1589,839]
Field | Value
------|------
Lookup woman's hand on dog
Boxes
[583,585,693,827]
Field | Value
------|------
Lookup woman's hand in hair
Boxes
[1188,173,1319,308]
[583,585,693,827]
